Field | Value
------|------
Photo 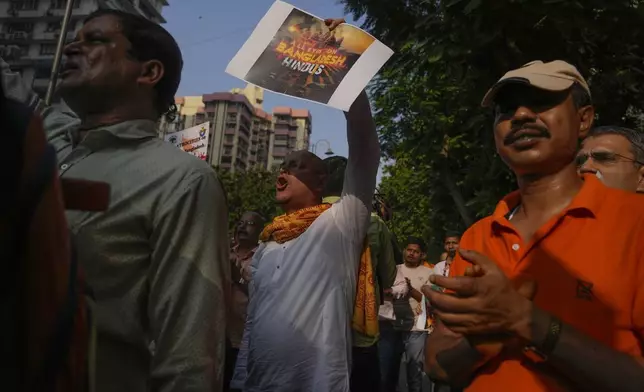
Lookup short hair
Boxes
[322,156,347,197]
[444,232,461,240]
[406,236,426,252]
[245,210,267,225]
[84,10,183,122]
[571,82,592,110]
[586,126,644,164]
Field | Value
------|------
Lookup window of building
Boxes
[40,43,57,55]
[34,66,52,79]
[224,135,234,144]
[13,0,40,11]
[223,147,232,156]
[221,156,232,164]
[5,23,34,33]
[51,0,80,9]
[45,22,61,33]
[274,135,287,141]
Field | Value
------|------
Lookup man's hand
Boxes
[324,18,345,31]
[426,249,535,339]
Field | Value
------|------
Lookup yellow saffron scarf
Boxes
[260,204,379,337]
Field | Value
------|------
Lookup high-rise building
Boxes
[202,92,255,173]
[160,85,313,173]
[269,107,312,169]
[0,0,168,97]
[231,83,264,109]
[157,95,205,138]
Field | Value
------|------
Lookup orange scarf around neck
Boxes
[260,204,379,338]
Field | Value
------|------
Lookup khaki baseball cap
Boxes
[481,60,591,107]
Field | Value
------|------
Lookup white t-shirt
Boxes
[432,260,452,278]
[399,264,433,331]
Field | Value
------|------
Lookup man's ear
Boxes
[137,59,164,87]
[578,105,595,139]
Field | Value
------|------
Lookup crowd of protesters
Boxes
[4,6,644,392]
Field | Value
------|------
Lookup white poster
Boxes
[226,1,394,111]
[165,122,210,161]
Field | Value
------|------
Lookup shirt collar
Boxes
[72,119,158,147]
[492,173,606,226]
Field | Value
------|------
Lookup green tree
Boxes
[344,0,644,249]
[215,166,280,232]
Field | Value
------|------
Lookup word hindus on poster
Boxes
[226,1,394,111]
[165,122,210,161]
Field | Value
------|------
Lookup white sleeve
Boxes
[331,93,380,242]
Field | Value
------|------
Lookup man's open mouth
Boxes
[276,175,288,191]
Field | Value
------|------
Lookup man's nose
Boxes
[578,158,599,174]
[63,41,81,56]
[511,105,538,124]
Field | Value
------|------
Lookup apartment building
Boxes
[0,0,168,97]
[160,84,313,173]
[269,107,312,169]
[157,95,205,138]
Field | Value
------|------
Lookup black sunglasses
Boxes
[575,150,644,167]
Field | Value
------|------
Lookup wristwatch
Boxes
[523,316,562,363]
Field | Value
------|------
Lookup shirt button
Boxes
[60,163,69,170]
[512,244,520,251]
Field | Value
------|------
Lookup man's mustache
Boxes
[504,124,550,145]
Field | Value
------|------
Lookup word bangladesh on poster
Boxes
[165,122,210,161]
[226,1,394,111]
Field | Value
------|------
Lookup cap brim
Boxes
[481,76,575,108]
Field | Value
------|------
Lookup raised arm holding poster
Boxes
[226,1,394,111]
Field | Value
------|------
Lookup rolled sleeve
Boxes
[148,168,230,392]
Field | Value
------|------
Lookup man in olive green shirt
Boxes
[323,156,397,392]
[2,11,228,392]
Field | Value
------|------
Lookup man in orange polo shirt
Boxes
[422,60,644,391]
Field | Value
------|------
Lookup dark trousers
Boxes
[224,342,240,392]
[351,344,382,392]
[378,321,404,392]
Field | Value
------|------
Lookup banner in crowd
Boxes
[165,122,210,161]
[226,1,394,111]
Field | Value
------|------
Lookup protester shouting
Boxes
[423,60,644,391]
[232,19,380,392]
[2,10,229,392]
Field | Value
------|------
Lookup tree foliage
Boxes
[343,0,644,251]
[215,166,280,232]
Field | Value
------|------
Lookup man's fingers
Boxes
[464,265,483,277]
[516,279,538,300]
[324,18,345,30]
[433,312,492,335]
[430,275,478,296]
[426,290,478,313]
[420,285,433,298]
[458,249,494,270]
